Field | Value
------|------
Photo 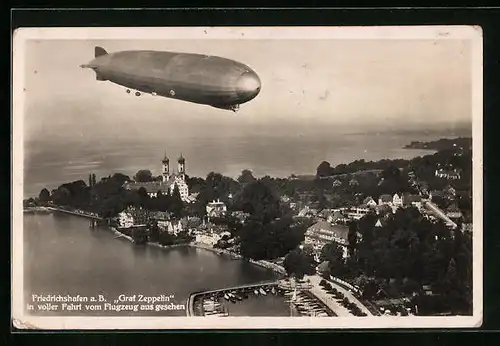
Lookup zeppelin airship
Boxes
[80,46,261,112]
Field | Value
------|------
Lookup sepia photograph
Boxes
[12,26,482,330]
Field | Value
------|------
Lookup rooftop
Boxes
[306,221,349,241]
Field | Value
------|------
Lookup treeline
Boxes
[317,147,472,180]
[321,208,472,315]
[36,173,184,218]
[316,158,410,177]
[316,147,472,193]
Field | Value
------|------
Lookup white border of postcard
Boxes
[12,25,483,330]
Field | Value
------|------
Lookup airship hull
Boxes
[82,48,261,110]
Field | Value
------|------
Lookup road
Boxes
[423,200,458,229]
[306,275,373,316]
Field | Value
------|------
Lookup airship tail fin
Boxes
[95,46,108,58]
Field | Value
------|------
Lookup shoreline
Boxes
[108,227,286,275]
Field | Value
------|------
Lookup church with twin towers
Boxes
[123,151,191,203]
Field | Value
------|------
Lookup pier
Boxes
[186,279,337,317]
[46,206,104,220]
[186,280,279,316]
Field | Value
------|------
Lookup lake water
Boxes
[23,212,286,316]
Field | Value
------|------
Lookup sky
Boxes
[22,38,473,143]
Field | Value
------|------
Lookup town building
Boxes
[429,190,445,201]
[345,205,370,220]
[446,204,463,220]
[229,211,251,224]
[298,206,319,218]
[363,196,378,208]
[206,199,228,219]
[332,179,342,188]
[280,195,291,203]
[304,221,351,258]
[443,184,457,199]
[349,178,359,187]
[392,194,403,208]
[123,152,191,203]
[375,204,393,216]
[378,194,392,206]
[194,224,231,246]
[402,194,423,209]
[435,168,461,180]
[149,211,171,229]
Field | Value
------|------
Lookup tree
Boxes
[111,173,130,186]
[316,161,333,177]
[92,173,97,186]
[131,227,149,245]
[347,221,358,257]
[320,242,344,263]
[320,242,345,277]
[169,184,184,218]
[232,180,280,222]
[237,169,257,184]
[148,220,160,243]
[283,248,316,279]
[38,188,51,203]
[88,174,93,187]
[134,169,154,182]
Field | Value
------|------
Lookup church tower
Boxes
[162,151,170,182]
[178,153,186,181]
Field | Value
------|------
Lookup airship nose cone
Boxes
[236,71,261,101]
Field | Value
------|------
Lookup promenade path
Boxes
[306,275,352,316]
[306,275,373,316]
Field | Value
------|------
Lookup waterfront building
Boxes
[149,211,171,229]
[123,152,191,202]
[117,206,149,228]
[304,221,350,258]
[194,225,231,246]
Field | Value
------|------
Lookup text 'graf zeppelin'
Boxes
[27,293,186,313]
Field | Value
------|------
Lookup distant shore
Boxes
[403,137,472,151]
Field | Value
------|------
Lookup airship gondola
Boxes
[80,46,261,112]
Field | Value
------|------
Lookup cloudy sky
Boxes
[22,37,472,142]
